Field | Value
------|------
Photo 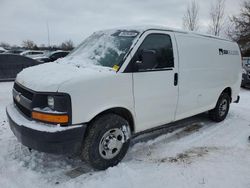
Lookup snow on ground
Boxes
[0,81,250,188]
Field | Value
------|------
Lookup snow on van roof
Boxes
[101,25,232,42]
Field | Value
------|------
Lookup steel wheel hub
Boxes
[99,128,125,159]
[107,138,117,149]
[219,99,228,117]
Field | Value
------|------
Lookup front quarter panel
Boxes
[58,72,134,125]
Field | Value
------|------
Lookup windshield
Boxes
[59,30,139,69]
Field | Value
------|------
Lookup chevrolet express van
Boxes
[6,26,241,170]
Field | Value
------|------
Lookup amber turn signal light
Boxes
[32,111,69,124]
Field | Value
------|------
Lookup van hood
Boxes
[16,62,114,92]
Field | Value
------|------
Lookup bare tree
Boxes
[22,40,37,49]
[208,0,226,36]
[227,0,250,56]
[60,40,74,51]
[183,0,200,31]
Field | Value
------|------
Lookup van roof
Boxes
[103,25,232,42]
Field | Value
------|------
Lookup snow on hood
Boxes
[16,62,114,92]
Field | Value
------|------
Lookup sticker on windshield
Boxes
[112,65,120,71]
[118,31,138,37]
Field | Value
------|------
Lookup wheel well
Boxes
[222,87,232,102]
[91,107,135,133]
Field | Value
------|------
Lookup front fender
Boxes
[58,72,134,125]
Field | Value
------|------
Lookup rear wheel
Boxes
[81,113,131,170]
[209,93,230,122]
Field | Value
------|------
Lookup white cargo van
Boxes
[6,26,241,170]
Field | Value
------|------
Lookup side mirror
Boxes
[136,49,157,71]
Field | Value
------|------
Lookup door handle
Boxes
[174,73,178,86]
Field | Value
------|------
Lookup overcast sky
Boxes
[0,0,241,46]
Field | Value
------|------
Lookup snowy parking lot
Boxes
[0,81,250,188]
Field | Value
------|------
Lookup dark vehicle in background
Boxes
[4,49,25,55]
[34,50,69,63]
[0,54,40,81]
[242,57,250,88]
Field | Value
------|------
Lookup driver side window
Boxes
[132,33,174,72]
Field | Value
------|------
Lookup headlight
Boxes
[32,93,71,125]
[242,69,247,74]
[47,96,55,109]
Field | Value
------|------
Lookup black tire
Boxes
[209,93,230,122]
[81,113,131,170]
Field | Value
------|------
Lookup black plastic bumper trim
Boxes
[7,110,87,154]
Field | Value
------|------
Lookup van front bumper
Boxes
[6,104,87,154]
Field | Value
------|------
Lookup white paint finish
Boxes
[132,71,177,131]
[174,33,241,120]
[58,72,135,125]
[12,26,241,134]
[131,30,179,131]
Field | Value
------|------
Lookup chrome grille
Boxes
[13,82,33,118]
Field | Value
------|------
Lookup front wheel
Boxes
[81,113,131,170]
[209,93,230,122]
